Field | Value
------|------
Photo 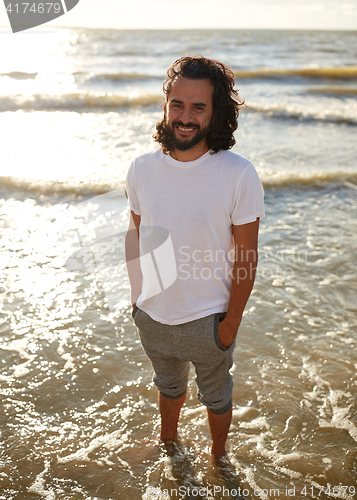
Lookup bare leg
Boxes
[207,406,232,462]
[159,392,186,442]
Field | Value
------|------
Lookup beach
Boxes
[0,28,356,499]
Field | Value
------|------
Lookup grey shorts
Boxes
[132,307,236,415]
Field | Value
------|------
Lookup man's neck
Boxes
[170,143,209,162]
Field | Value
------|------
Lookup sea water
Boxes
[0,28,356,499]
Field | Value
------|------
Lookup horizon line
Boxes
[0,25,357,33]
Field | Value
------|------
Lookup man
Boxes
[125,56,265,462]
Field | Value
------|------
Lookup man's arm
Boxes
[219,218,260,347]
[125,210,142,308]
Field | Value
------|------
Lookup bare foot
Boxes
[211,456,248,499]
[210,443,229,466]
[210,451,229,467]
[159,432,178,444]
[158,435,182,457]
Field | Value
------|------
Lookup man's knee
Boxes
[159,390,187,400]
[206,399,232,415]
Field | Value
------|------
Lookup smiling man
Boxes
[126,56,265,462]
[164,76,213,158]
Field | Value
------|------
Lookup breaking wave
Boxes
[0,92,162,112]
[260,171,357,189]
[234,66,357,80]
[2,172,356,198]
[247,102,357,125]
[0,92,355,125]
[307,86,357,97]
[0,175,126,197]
[5,66,357,84]
[84,72,162,82]
[0,71,38,80]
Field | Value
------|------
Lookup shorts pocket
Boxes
[213,313,229,352]
[132,305,139,319]
[132,307,152,329]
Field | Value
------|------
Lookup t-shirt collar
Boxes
[162,149,212,168]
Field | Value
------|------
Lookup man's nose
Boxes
[180,107,193,124]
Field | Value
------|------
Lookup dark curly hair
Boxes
[153,56,244,154]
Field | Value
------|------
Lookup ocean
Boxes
[0,28,356,499]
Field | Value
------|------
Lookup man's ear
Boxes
[163,101,167,117]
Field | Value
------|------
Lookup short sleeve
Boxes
[231,162,265,225]
[125,160,141,216]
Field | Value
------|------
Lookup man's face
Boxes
[164,76,214,152]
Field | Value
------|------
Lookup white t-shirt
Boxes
[126,148,265,325]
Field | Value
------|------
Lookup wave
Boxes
[91,72,162,82]
[1,172,356,199]
[247,102,357,125]
[1,71,38,80]
[234,66,357,80]
[260,171,357,189]
[73,71,162,82]
[0,92,355,124]
[0,176,126,197]
[0,92,162,112]
[3,66,356,84]
[78,66,357,83]
[307,87,357,97]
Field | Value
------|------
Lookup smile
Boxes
[176,126,197,132]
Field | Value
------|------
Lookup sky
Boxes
[0,0,357,30]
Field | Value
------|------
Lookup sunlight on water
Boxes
[0,110,158,190]
[1,185,356,498]
[0,27,356,499]
[0,29,78,87]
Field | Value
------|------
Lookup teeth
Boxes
[178,126,194,131]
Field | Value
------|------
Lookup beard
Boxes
[166,120,211,152]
